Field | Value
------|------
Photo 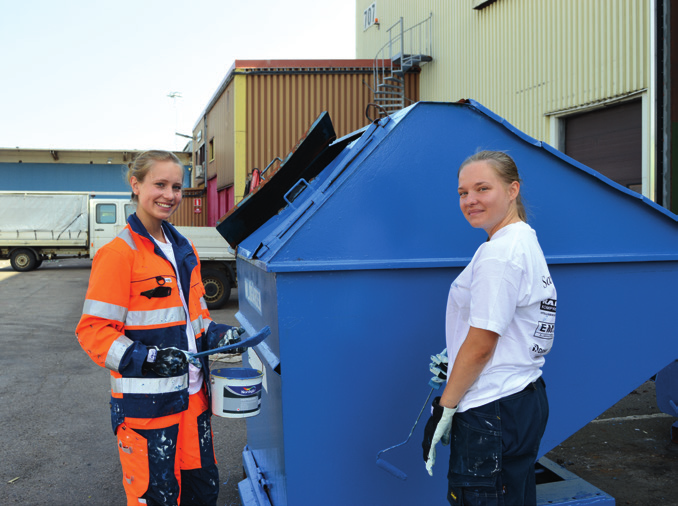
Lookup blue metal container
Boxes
[223,101,678,506]
[655,360,678,443]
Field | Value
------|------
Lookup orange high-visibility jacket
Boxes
[76,214,229,431]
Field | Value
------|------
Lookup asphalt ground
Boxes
[0,258,677,506]
[0,258,245,506]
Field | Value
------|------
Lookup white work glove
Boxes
[429,348,448,389]
[422,397,458,476]
[217,326,246,348]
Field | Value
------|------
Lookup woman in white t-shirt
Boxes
[422,151,556,505]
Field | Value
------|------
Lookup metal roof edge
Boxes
[233,59,386,69]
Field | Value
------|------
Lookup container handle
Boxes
[365,103,391,124]
[283,179,309,207]
[261,157,282,181]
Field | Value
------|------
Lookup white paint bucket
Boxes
[211,367,263,418]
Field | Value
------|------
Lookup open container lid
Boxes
[217,111,363,249]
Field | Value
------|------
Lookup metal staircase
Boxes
[373,14,433,116]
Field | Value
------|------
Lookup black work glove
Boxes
[422,397,442,462]
[217,327,246,354]
[142,347,188,376]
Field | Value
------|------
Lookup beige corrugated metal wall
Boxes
[243,68,419,187]
[356,0,649,143]
[204,86,235,188]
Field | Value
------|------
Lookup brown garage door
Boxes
[564,99,642,192]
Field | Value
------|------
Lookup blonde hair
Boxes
[459,150,527,222]
[126,150,184,201]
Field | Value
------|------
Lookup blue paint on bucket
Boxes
[211,367,263,418]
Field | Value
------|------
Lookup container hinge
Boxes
[236,312,282,375]
[239,445,273,506]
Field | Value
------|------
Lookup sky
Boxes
[0,0,356,152]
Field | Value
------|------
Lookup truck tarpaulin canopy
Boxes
[0,193,88,241]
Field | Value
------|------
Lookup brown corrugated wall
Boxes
[169,189,208,227]
[187,61,420,223]
[244,68,419,178]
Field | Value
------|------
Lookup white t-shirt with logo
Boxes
[445,221,557,412]
[154,233,203,395]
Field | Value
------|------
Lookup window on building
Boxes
[195,143,206,168]
[209,139,215,162]
[96,203,116,224]
[564,99,642,193]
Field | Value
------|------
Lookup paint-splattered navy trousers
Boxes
[115,385,219,506]
[447,377,548,506]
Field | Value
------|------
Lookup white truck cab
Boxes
[89,198,136,257]
[0,191,236,308]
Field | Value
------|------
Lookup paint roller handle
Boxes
[375,387,435,481]
[190,326,272,359]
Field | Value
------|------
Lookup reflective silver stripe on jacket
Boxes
[111,374,188,394]
[83,299,128,323]
[200,297,208,310]
[191,315,205,336]
[105,335,134,371]
[125,306,186,327]
[117,228,137,251]
[201,317,214,336]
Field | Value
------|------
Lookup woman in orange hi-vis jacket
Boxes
[76,150,244,506]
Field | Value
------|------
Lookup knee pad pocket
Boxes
[117,424,150,499]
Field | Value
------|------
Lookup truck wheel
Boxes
[202,268,231,309]
[10,249,38,272]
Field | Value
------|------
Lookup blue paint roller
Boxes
[375,386,434,481]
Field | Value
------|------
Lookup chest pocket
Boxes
[131,275,176,301]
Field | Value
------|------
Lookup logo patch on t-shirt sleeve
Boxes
[540,298,557,313]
